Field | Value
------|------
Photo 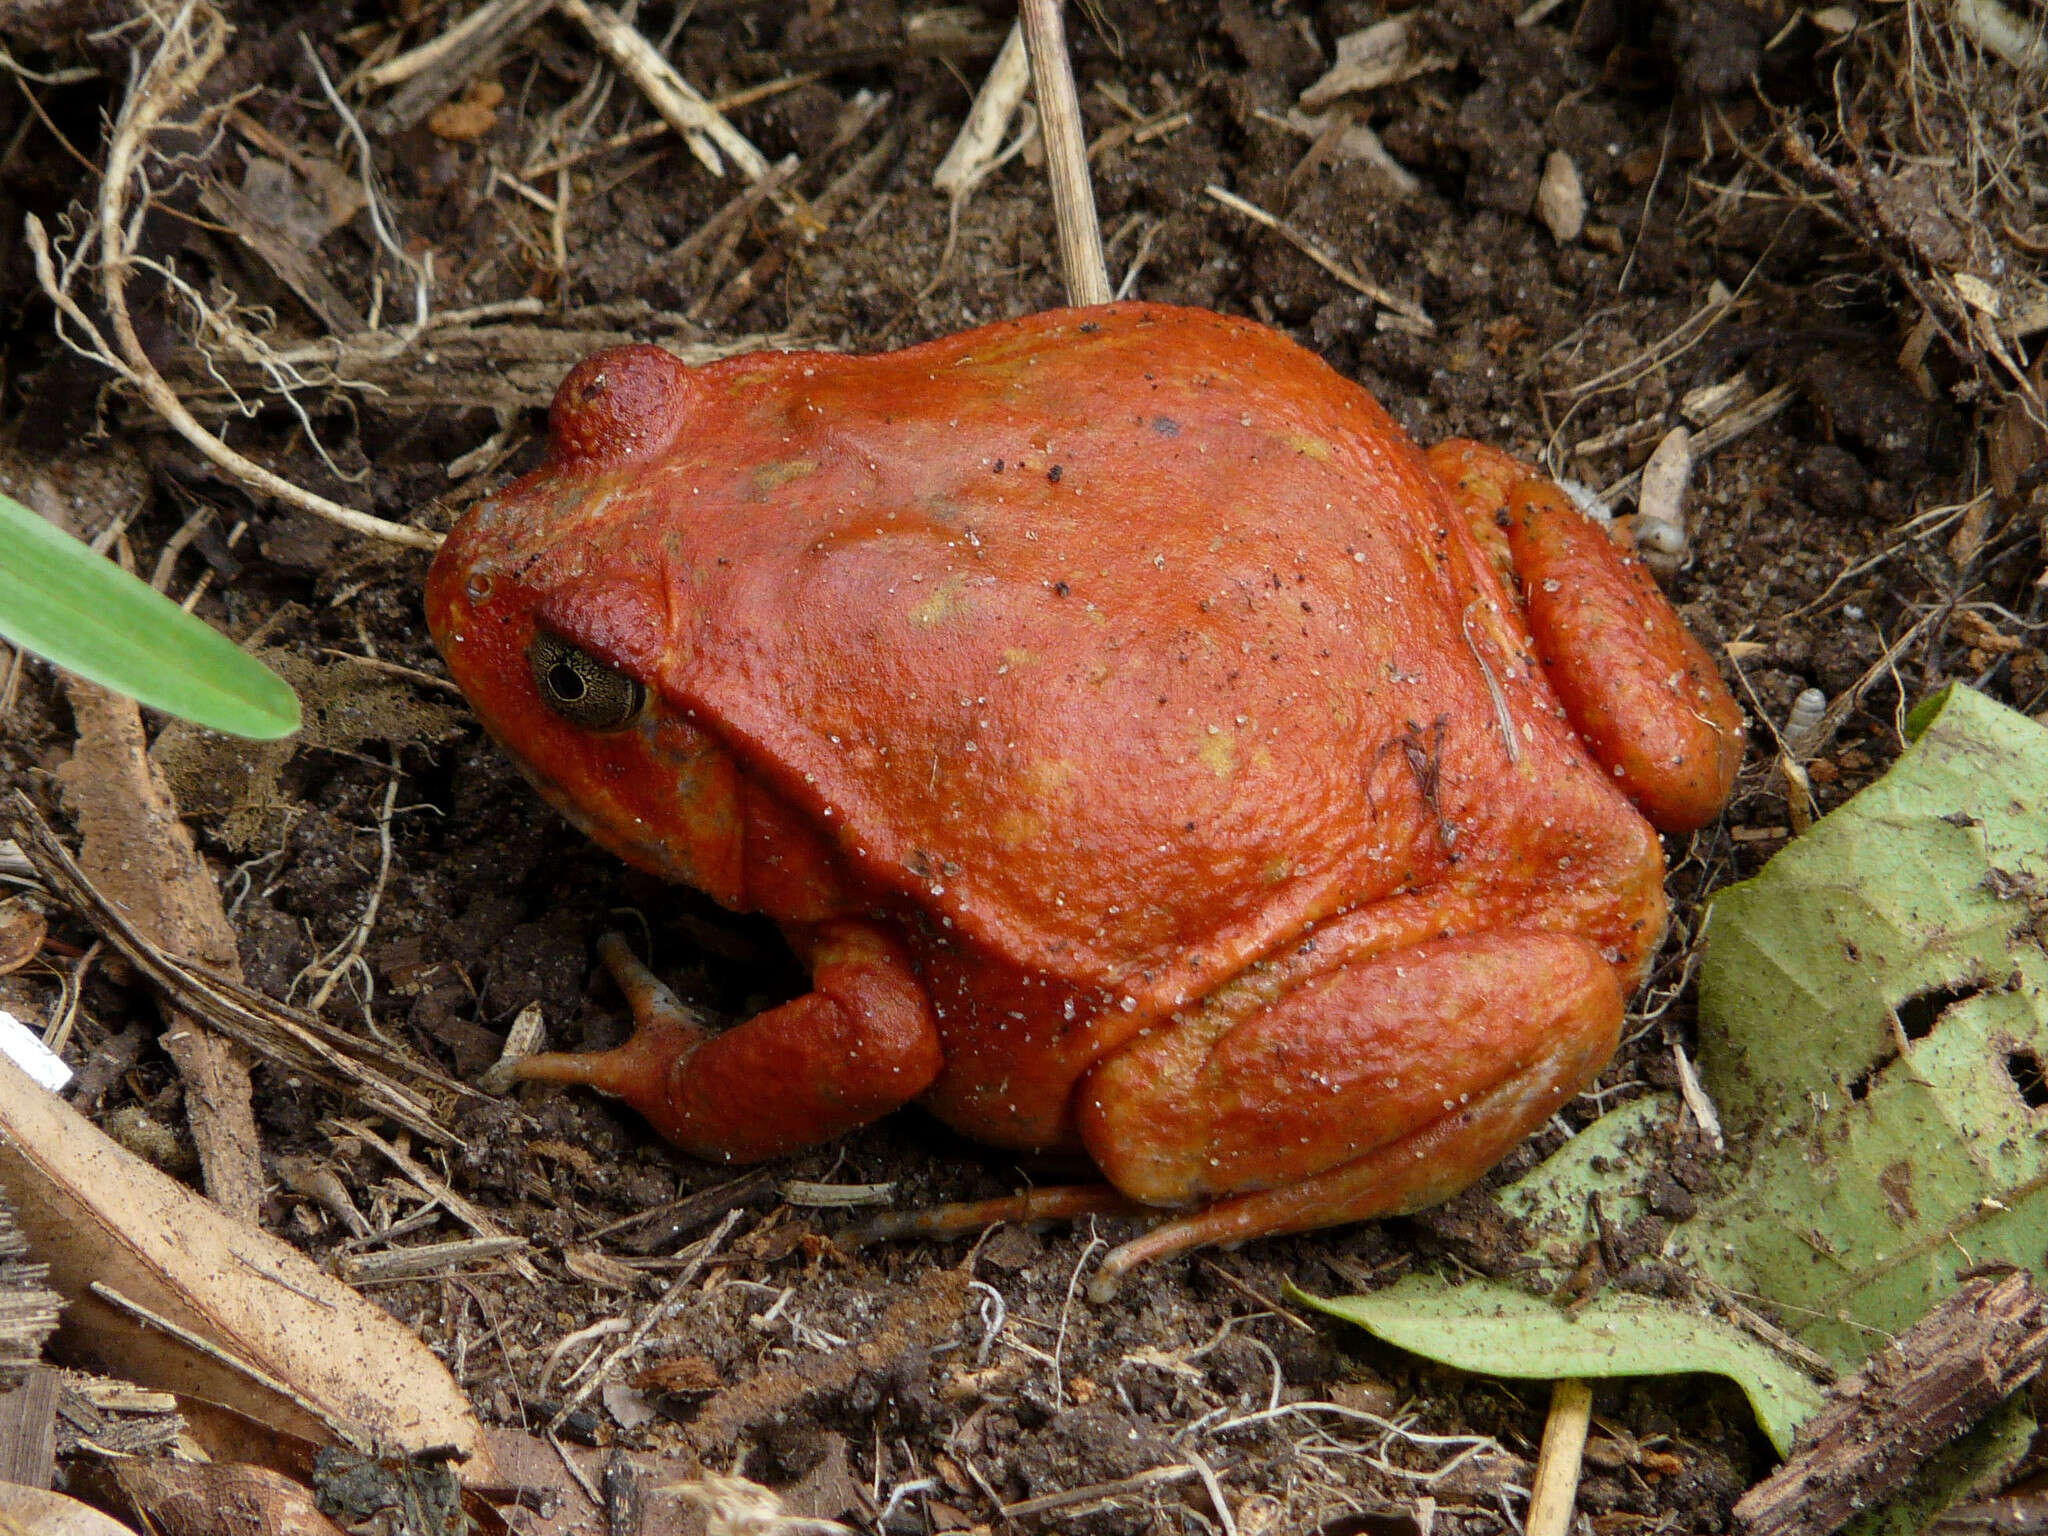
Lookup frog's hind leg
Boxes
[1426,440,1744,834]
[1076,927,1622,1300]
[1085,1054,1580,1302]
[509,922,943,1162]
[846,1184,1142,1248]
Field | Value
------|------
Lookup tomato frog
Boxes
[425,303,1742,1297]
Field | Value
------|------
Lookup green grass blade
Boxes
[0,490,301,739]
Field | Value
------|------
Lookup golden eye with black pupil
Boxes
[526,632,646,732]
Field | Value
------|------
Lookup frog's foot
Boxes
[509,922,943,1162]
[1427,440,1745,834]
[1077,928,1622,1301]
[844,1184,1142,1249]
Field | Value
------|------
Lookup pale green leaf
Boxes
[1684,685,2048,1368]
[1297,1275,1824,1455]
[1492,1092,1677,1278]
[0,491,299,739]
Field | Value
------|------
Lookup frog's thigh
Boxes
[1078,930,1621,1209]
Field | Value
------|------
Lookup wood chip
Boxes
[113,1457,348,1536]
[334,1236,529,1284]
[1736,1272,2048,1536]
[934,18,1029,196]
[0,1368,58,1489]
[1681,375,1754,426]
[1300,17,1455,108]
[0,898,43,977]
[1535,150,1584,243]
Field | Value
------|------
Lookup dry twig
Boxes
[543,1208,744,1434]
[1526,1378,1593,1536]
[1204,185,1433,330]
[1736,1272,2047,1536]
[6,794,478,1147]
[360,0,556,136]
[26,3,437,550]
[557,0,778,190]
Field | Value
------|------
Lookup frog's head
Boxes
[425,347,745,898]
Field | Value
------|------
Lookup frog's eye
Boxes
[527,632,646,732]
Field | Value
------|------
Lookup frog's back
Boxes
[531,306,1601,1012]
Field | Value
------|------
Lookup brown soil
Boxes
[2,2,2043,1533]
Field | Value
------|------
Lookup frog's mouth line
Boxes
[497,737,703,891]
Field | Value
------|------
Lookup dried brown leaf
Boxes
[112,1459,347,1536]
[0,1051,493,1478]
[0,897,45,976]
[0,1481,140,1536]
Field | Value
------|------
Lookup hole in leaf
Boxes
[1895,982,1985,1041]
[1846,1059,1884,1103]
[2007,1048,2048,1110]
[1846,982,1989,1101]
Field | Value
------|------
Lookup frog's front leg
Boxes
[510,922,943,1161]
[1077,927,1622,1299]
[1428,440,1745,833]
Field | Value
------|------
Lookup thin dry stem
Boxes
[1019,0,1111,306]
[1204,184,1433,328]
[557,0,775,189]
[1526,1378,1593,1536]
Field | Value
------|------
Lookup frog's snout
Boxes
[549,344,691,470]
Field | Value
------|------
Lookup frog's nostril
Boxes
[465,573,493,603]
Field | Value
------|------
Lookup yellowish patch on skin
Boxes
[992,806,1049,848]
[1195,725,1237,777]
[726,367,782,391]
[1022,757,1078,799]
[750,457,819,497]
[1285,431,1333,462]
[1261,855,1296,883]
[909,571,972,627]
[1001,647,1039,671]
